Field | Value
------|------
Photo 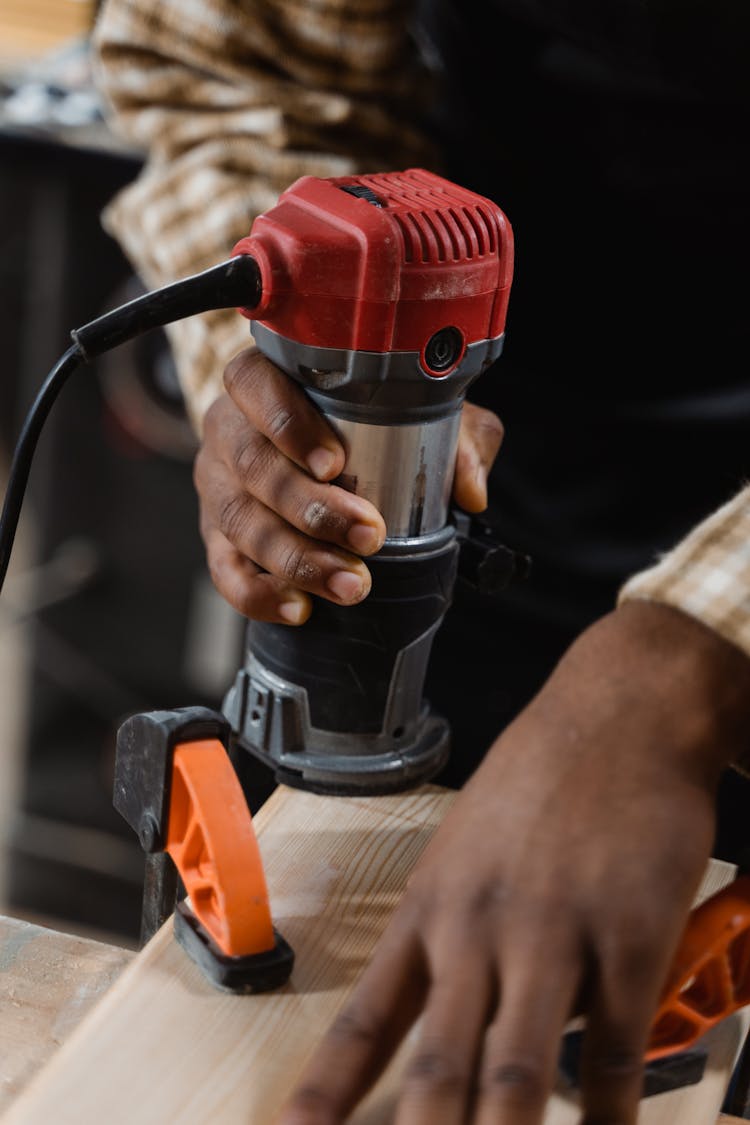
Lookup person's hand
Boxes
[277,600,750,1124]
[193,346,504,624]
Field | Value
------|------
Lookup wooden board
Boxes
[3,784,748,1125]
[0,916,134,1114]
[0,1,95,66]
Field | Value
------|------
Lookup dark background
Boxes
[0,103,245,942]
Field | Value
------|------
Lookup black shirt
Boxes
[417,0,750,797]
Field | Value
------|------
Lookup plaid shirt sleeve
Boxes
[618,482,750,775]
[90,0,436,433]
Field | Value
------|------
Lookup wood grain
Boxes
[3,784,748,1124]
[0,916,134,1114]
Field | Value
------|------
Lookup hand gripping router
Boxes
[221,169,517,795]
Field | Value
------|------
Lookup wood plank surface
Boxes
[0,916,134,1114]
[3,784,748,1125]
[0,4,95,68]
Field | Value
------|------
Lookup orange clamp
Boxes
[164,738,276,959]
[646,874,750,1060]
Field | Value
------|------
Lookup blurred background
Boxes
[0,0,245,948]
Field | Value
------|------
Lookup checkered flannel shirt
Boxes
[91,0,438,432]
[92,0,750,775]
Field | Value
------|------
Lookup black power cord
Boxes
[0,254,261,595]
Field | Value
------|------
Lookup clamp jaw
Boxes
[114,706,294,993]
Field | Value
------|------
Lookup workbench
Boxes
[1,785,749,1123]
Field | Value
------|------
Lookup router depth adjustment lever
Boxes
[220,168,522,796]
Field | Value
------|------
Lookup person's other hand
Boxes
[193,346,504,623]
[277,600,750,1124]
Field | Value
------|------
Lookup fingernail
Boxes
[347,523,383,555]
[278,599,308,624]
[326,569,368,603]
[307,446,338,480]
